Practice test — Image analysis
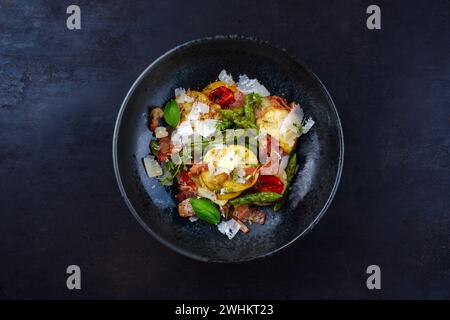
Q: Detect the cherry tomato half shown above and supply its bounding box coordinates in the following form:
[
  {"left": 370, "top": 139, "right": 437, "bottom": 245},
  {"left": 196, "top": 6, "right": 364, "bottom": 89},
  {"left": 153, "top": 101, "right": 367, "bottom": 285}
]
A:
[
  {"left": 208, "top": 86, "right": 235, "bottom": 107},
  {"left": 253, "top": 175, "right": 284, "bottom": 194}
]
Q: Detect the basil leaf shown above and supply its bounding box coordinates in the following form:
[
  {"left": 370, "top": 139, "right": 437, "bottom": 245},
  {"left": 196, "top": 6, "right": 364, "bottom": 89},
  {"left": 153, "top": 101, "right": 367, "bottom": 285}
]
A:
[
  {"left": 189, "top": 198, "right": 220, "bottom": 224},
  {"left": 163, "top": 99, "right": 180, "bottom": 127}
]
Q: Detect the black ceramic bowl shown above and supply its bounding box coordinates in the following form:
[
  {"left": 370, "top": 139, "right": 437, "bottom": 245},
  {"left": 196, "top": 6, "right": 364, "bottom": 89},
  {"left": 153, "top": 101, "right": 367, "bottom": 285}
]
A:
[{"left": 113, "top": 36, "right": 343, "bottom": 262}]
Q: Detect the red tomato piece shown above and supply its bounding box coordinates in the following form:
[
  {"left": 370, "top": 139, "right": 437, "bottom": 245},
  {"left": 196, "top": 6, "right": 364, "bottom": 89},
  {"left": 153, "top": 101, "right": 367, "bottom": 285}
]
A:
[
  {"left": 208, "top": 86, "right": 235, "bottom": 107},
  {"left": 177, "top": 171, "right": 196, "bottom": 190},
  {"left": 253, "top": 175, "right": 284, "bottom": 194}
]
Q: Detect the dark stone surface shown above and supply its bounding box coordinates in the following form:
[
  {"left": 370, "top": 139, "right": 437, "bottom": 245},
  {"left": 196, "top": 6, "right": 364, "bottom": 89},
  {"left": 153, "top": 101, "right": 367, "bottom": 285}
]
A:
[{"left": 0, "top": 0, "right": 448, "bottom": 299}]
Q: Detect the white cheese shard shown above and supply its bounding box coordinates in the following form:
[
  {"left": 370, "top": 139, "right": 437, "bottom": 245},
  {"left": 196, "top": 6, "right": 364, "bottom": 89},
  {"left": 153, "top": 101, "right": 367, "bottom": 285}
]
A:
[
  {"left": 194, "top": 119, "right": 218, "bottom": 138},
  {"left": 176, "top": 120, "right": 194, "bottom": 138},
  {"left": 170, "top": 143, "right": 183, "bottom": 155},
  {"left": 278, "top": 155, "right": 290, "bottom": 174},
  {"left": 171, "top": 121, "right": 194, "bottom": 149},
  {"left": 187, "top": 109, "right": 200, "bottom": 121},
  {"left": 197, "top": 187, "right": 217, "bottom": 201},
  {"left": 189, "top": 216, "right": 199, "bottom": 222},
  {"left": 154, "top": 126, "right": 168, "bottom": 138},
  {"left": 187, "top": 101, "right": 209, "bottom": 121},
  {"left": 217, "top": 219, "right": 241, "bottom": 239},
  {"left": 237, "top": 74, "right": 270, "bottom": 96},
  {"left": 302, "top": 117, "right": 315, "bottom": 134},
  {"left": 218, "top": 69, "right": 235, "bottom": 85},
  {"left": 171, "top": 133, "right": 183, "bottom": 146},
  {"left": 175, "top": 88, "right": 194, "bottom": 103},
  {"left": 280, "top": 104, "right": 304, "bottom": 135},
  {"left": 177, "top": 120, "right": 194, "bottom": 135},
  {"left": 143, "top": 156, "right": 163, "bottom": 177}
]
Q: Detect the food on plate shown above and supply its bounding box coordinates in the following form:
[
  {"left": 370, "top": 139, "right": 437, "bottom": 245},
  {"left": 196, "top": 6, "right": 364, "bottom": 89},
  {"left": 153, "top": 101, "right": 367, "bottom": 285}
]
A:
[{"left": 143, "top": 70, "right": 314, "bottom": 239}]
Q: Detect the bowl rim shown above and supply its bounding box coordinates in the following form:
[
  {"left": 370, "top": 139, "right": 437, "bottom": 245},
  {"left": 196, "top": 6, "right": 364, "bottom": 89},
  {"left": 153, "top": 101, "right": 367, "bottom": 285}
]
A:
[{"left": 112, "top": 35, "right": 344, "bottom": 263}]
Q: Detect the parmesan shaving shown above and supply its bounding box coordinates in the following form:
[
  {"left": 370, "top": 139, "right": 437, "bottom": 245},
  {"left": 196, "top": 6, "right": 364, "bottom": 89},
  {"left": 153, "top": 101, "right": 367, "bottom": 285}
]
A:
[
  {"left": 143, "top": 156, "right": 163, "bottom": 177},
  {"left": 237, "top": 74, "right": 270, "bottom": 96},
  {"left": 187, "top": 101, "right": 209, "bottom": 121},
  {"left": 302, "top": 117, "right": 315, "bottom": 134},
  {"left": 194, "top": 119, "right": 218, "bottom": 138},
  {"left": 218, "top": 69, "right": 235, "bottom": 85},
  {"left": 189, "top": 216, "right": 199, "bottom": 222},
  {"left": 175, "top": 88, "right": 194, "bottom": 103},
  {"left": 197, "top": 187, "right": 217, "bottom": 201},
  {"left": 154, "top": 126, "right": 168, "bottom": 138},
  {"left": 217, "top": 219, "right": 241, "bottom": 239}
]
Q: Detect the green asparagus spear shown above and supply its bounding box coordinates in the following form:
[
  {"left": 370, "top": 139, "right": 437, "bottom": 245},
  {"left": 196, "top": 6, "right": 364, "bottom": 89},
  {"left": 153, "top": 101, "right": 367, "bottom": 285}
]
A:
[
  {"left": 233, "top": 93, "right": 261, "bottom": 129},
  {"left": 230, "top": 192, "right": 282, "bottom": 206},
  {"left": 273, "top": 154, "right": 298, "bottom": 211},
  {"left": 285, "top": 153, "right": 298, "bottom": 179},
  {"left": 244, "top": 93, "right": 261, "bottom": 125},
  {"left": 218, "top": 93, "right": 261, "bottom": 130}
]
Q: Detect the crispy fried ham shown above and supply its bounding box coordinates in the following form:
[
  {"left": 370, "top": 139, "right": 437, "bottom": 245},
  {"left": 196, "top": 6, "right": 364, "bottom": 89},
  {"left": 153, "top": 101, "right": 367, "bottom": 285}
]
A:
[
  {"left": 156, "top": 136, "right": 172, "bottom": 162},
  {"left": 269, "top": 96, "right": 291, "bottom": 110},
  {"left": 232, "top": 218, "right": 249, "bottom": 233},
  {"left": 175, "top": 172, "right": 197, "bottom": 202},
  {"left": 178, "top": 198, "right": 195, "bottom": 217},
  {"left": 232, "top": 205, "right": 266, "bottom": 225},
  {"left": 258, "top": 134, "right": 281, "bottom": 175},
  {"left": 149, "top": 107, "right": 164, "bottom": 131},
  {"left": 229, "top": 91, "right": 246, "bottom": 108}
]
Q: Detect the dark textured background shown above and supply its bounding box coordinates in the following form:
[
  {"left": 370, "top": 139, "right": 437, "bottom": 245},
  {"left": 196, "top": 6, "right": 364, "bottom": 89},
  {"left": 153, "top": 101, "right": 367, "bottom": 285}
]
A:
[{"left": 0, "top": 0, "right": 449, "bottom": 299}]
